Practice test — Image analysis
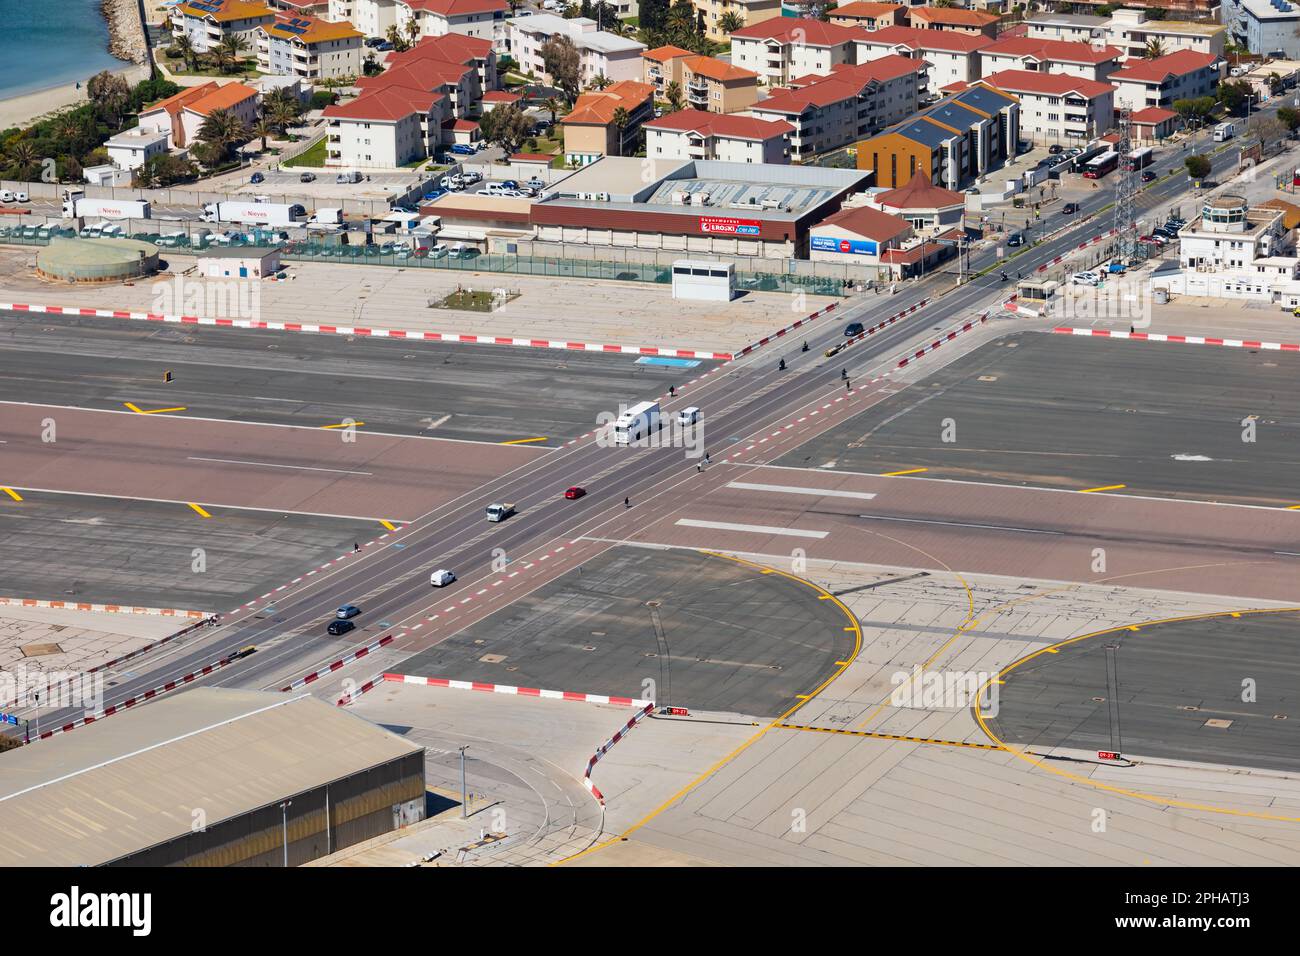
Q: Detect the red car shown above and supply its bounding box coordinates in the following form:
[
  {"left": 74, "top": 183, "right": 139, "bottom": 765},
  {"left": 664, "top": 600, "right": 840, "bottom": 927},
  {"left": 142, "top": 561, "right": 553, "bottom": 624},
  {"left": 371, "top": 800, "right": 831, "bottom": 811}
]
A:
[{"left": 564, "top": 486, "right": 586, "bottom": 499}]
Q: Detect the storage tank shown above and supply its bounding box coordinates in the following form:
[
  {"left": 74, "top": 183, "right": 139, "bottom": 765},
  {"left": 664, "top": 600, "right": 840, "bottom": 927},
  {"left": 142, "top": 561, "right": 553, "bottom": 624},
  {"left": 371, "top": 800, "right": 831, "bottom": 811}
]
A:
[{"left": 36, "top": 237, "right": 159, "bottom": 283}]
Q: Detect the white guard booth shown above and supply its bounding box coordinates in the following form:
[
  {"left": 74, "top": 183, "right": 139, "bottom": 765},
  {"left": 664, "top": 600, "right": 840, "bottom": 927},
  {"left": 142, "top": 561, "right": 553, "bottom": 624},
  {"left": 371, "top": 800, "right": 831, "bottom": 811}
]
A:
[{"left": 672, "top": 259, "right": 735, "bottom": 302}]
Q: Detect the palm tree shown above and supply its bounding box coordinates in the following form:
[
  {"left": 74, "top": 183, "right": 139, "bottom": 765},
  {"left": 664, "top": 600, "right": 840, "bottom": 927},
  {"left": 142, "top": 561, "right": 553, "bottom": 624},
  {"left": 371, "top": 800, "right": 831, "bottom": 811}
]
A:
[
  {"left": 263, "top": 88, "right": 302, "bottom": 134},
  {"left": 5, "top": 139, "right": 40, "bottom": 179},
  {"left": 197, "top": 107, "right": 252, "bottom": 159},
  {"left": 405, "top": 15, "right": 421, "bottom": 44},
  {"left": 174, "top": 33, "right": 198, "bottom": 72},
  {"left": 542, "top": 95, "right": 563, "bottom": 124},
  {"left": 665, "top": 80, "right": 684, "bottom": 112},
  {"left": 590, "top": 73, "right": 612, "bottom": 90},
  {"left": 718, "top": 11, "right": 744, "bottom": 34},
  {"left": 611, "top": 105, "right": 629, "bottom": 154},
  {"left": 1144, "top": 38, "right": 1166, "bottom": 59},
  {"left": 214, "top": 34, "right": 250, "bottom": 74},
  {"left": 253, "top": 117, "right": 274, "bottom": 152}
]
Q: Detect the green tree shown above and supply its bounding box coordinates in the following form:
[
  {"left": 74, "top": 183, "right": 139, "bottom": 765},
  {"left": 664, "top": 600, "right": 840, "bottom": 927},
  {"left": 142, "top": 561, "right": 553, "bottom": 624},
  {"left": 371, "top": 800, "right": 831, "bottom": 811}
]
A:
[
  {"left": 1143, "top": 37, "right": 1166, "bottom": 59},
  {"left": 133, "top": 153, "right": 197, "bottom": 187},
  {"left": 540, "top": 33, "right": 582, "bottom": 103},
  {"left": 213, "top": 34, "right": 250, "bottom": 74},
  {"left": 718, "top": 11, "right": 744, "bottom": 34},
  {"left": 263, "top": 87, "right": 302, "bottom": 134},
  {"left": 589, "top": 73, "right": 611, "bottom": 90},
  {"left": 542, "top": 95, "right": 563, "bottom": 124},
  {"left": 611, "top": 105, "right": 630, "bottom": 154},
  {"left": 1184, "top": 153, "right": 1211, "bottom": 180},
  {"left": 479, "top": 102, "right": 534, "bottom": 155},
  {"left": 1217, "top": 79, "right": 1253, "bottom": 116},
  {"left": 665, "top": 80, "right": 684, "bottom": 112},
  {"left": 174, "top": 33, "right": 199, "bottom": 72},
  {"left": 1277, "top": 106, "right": 1300, "bottom": 136},
  {"left": 197, "top": 107, "right": 252, "bottom": 161},
  {"left": 386, "top": 23, "right": 412, "bottom": 53},
  {"left": 86, "top": 70, "right": 130, "bottom": 126}
]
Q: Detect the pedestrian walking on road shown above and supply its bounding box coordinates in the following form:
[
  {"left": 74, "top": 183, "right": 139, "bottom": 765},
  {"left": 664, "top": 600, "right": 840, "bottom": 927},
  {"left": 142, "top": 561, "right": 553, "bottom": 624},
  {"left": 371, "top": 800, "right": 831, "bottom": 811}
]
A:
[
  {"left": 697, "top": 461, "right": 703, "bottom": 473},
  {"left": 845, "top": 379, "right": 851, "bottom": 391},
  {"left": 354, "top": 542, "right": 360, "bottom": 553},
  {"left": 624, "top": 497, "right": 630, "bottom": 508},
  {"left": 669, "top": 385, "right": 676, "bottom": 397}
]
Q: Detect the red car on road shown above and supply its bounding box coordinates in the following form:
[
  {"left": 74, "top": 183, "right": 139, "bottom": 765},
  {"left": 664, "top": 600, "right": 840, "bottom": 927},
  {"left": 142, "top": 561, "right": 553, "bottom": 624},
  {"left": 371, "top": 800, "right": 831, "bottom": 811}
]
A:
[{"left": 564, "top": 486, "right": 586, "bottom": 499}]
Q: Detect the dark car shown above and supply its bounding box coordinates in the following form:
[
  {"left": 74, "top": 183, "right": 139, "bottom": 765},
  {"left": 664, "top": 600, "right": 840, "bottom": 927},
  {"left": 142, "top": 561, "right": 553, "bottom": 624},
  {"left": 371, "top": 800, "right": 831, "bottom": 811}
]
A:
[
  {"left": 564, "top": 486, "right": 586, "bottom": 499},
  {"left": 299, "top": 171, "right": 316, "bottom": 183},
  {"left": 844, "top": 321, "right": 864, "bottom": 337},
  {"left": 250, "top": 171, "right": 264, "bottom": 184},
  {"left": 1141, "top": 170, "right": 1156, "bottom": 182},
  {"left": 336, "top": 604, "right": 361, "bottom": 619},
  {"left": 327, "top": 619, "right": 355, "bottom": 636},
  {"left": 1063, "top": 202, "right": 1079, "bottom": 214},
  {"left": 1007, "top": 233, "right": 1023, "bottom": 247},
  {"left": 1048, "top": 144, "right": 1063, "bottom": 154}
]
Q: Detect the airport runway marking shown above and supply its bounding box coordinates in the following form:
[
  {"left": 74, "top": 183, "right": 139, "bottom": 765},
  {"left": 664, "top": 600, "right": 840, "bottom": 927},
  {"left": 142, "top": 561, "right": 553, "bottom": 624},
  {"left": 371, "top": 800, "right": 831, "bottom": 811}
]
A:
[
  {"left": 380, "top": 519, "right": 397, "bottom": 531},
  {"left": 187, "top": 502, "right": 212, "bottom": 518},
  {"left": 501, "top": 436, "right": 549, "bottom": 445},
  {"left": 321, "top": 421, "right": 365, "bottom": 429},
  {"left": 778, "top": 723, "right": 1004, "bottom": 751},
  {"left": 1079, "top": 484, "right": 1127, "bottom": 493},
  {"left": 881, "top": 467, "right": 928, "bottom": 477},
  {"left": 556, "top": 551, "right": 862, "bottom": 866},
  {"left": 186, "top": 457, "right": 374, "bottom": 476},
  {"left": 675, "top": 518, "right": 828, "bottom": 539},
  {"left": 974, "top": 607, "right": 1300, "bottom": 824},
  {"left": 1, "top": 487, "right": 21, "bottom": 502},
  {"left": 123, "top": 402, "right": 187, "bottom": 415},
  {"left": 725, "top": 481, "right": 877, "bottom": 501}
]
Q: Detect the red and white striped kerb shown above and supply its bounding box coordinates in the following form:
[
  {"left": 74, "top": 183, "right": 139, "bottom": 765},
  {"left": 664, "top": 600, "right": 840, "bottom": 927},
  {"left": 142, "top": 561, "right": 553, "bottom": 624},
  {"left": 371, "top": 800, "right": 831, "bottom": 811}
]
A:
[
  {"left": 378, "top": 673, "right": 651, "bottom": 707},
  {"left": 280, "top": 634, "right": 395, "bottom": 692},
  {"left": 1053, "top": 327, "right": 1300, "bottom": 352},
  {"left": 583, "top": 703, "right": 656, "bottom": 805},
  {"left": 0, "top": 595, "right": 209, "bottom": 619},
  {"left": 895, "top": 312, "right": 989, "bottom": 368},
  {"left": 733, "top": 302, "right": 839, "bottom": 358},
  {"left": 0, "top": 302, "right": 730, "bottom": 360}
]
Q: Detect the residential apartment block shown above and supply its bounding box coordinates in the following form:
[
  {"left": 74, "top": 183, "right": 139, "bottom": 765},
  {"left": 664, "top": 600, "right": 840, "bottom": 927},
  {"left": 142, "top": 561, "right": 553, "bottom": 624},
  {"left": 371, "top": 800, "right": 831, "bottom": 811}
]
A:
[
  {"left": 855, "top": 83, "right": 1020, "bottom": 189},
  {"left": 138, "top": 81, "right": 261, "bottom": 149},
  {"left": 980, "top": 69, "right": 1115, "bottom": 145},
  {"left": 171, "top": 0, "right": 276, "bottom": 53},
  {"left": 690, "top": 0, "right": 784, "bottom": 43},
  {"left": 829, "top": 1, "right": 906, "bottom": 30},
  {"left": 644, "top": 110, "right": 792, "bottom": 163},
  {"left": 1236, "top": 0, "right": 1300, "bottom": 60},
  {"left": 748, "top": 55, "right": 923, "bottom": 161},
  {"left": 326, "top": 0, "right": 398, "bottom": 37},
  {"left": 853, "top": 26, "right": 991, "bottom": 94},
  {"left": 560, "top": 80, "right": 656, "bottom": 166},
  {"left": 1105, "top": 8, "right": 1226, "bottom": 59},
  {"left": 730, "top": 19, "right": 866, "bottom": 88},
  {"left": 394, "top": 0, "right": 507, "bottom": 41},
  {"left": 499, "top": 14, "right": 646, "bottom": 86},
  {"left": 256, "top": 13, "right": 365, "bottom": 79},
  {"left": 1106, "top": 48, "right": 1221, "bottom": 111},
  {"left": 905, "top": 6, "right": 1001, "bottom": 38},
  {"left": 643, "top": 48, "right": 761, "bottom": 113},
  {"left": 977, "top": 37, "right": 1123, "bottom": 81}
]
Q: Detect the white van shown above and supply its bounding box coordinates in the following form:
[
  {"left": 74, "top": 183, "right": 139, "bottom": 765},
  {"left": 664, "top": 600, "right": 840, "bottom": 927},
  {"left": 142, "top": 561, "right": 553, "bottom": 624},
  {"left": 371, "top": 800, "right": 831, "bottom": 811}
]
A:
[
  {"left": 477, "top": 182, "right": 513, "bottom": 196},
  {"left": 677, "top": 407, "right": 701, "bottom": 427},
  {"left": 1213, "top": 122, "right": 1235, "bottom": 142},
  {"left": 335, "top": 170, "right": 363, "bottom": 184},
  {"left": 430, "top": 569, "right": 457, "bottom": 587},
  {"left": 1071, "top": 271, "right": 1101, "bottom": 286}
]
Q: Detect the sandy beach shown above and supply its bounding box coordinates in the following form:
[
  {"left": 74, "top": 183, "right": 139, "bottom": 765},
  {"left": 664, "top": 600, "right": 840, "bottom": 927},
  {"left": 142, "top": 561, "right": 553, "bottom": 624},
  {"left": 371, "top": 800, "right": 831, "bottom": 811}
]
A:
[{"left": 0, "top": 64, "right": 149, "bottom": 132}]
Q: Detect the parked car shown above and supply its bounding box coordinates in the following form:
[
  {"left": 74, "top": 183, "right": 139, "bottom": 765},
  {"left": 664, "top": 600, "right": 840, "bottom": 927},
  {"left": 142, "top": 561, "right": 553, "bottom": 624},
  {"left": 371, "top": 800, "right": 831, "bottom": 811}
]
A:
[
  {"left": 1071, "top": 271, "right": 1101, "bottom": 286},
  {"left": 299, "top": 171, "right": 316, "bottom": 183},
  {"left": 1048, "top": 144, "right": 1063, "bottom": 154},
  {"left": 427, "top": 242, "right": 449, "bottom": 258},
  {"left": 524, "top": 177, "right": 546, "bottom": 190},
  {"left": 450, "top": 143, "right": 477, "bottom": 155},
  {"left": 326, "top": 619, "right": 355, "bottom": 636},
  {"left": 564, "top": 486, "right": 586, "bottom": 500},
  {"left": 430, "top": 569, "right": 457, "bottom": 587},
  {"left": 391, "top": 204, "right": 417, "bottom": 215},
  {"left": 336, "top": 604, "right": 361, "bottom": 619},
  {"left": 12, "top": 190, "right": 28, "bottom": 202},
  {"left": 250, "top": 171, "right": 264, "bottom": 184},
  {"left": 423, "top": 188, "right": 446, "bottom": 201}
]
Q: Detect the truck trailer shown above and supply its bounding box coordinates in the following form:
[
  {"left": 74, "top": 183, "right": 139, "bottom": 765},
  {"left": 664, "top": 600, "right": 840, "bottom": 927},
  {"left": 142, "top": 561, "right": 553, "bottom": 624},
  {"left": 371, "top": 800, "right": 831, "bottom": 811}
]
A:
[
  {"left": 613, "top": 401, "right": 661, "bottom": 444},
  {"left": 61, "top": 189, "right": 150, "bottom": 220},
  {"left": 201, "top": 201, "right": 308, "bottom": 225}
]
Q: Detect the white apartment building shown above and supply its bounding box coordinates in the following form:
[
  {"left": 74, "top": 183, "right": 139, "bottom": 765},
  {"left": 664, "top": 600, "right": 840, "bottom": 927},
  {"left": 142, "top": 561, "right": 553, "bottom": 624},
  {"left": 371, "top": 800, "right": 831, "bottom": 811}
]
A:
[
  {"left": 982, "top": 70, "right": 1114, "bottom": 145},
  {"left": 1023, "top": 12, "right": 1107, "bottom": 44},
  {"left": 327, "top": 0, "right": 398, "bottom": 37},
  {"left": 257, "top": 13, "right": 365, "bottom": 79},
  {"left": 1106, "top": 9, "right": 1226, "bottom": 60},
  {"left": 748, "top": 55, "right": 923, "bottom": 161},
  {"left": 171, "top": 0, "right": 276, "bottom": 53},
  {"left": 852, "top": 25, "right": 990, "bottom": 94},
  {"left": 730, "top": 18, "right": 865, "bottom": 88},
  {"left": 105, "top": 126, "right": 171, "bottom": 171},
  {"left": 1107, "top": 49, "right": 1222, "bottom": 111},
  {"left": 394, "top": 0, "right": 507, "bottom": 42},
  {"left": 644, "top": 110, "right": 792, "bottom": 163},
  {"left": 499, "top": 14, "right": 646, "bottom": 86},
  {"left": 1154, "top": 195, "right": 1300, "bottom": 301},
  {"left": 978, "top": 37, "right": 1123, "bottom": 82}
]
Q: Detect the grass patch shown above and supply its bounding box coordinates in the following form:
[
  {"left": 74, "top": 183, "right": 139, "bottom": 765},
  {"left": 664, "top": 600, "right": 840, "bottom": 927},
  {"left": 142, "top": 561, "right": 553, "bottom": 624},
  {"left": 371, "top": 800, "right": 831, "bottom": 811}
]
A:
[
  {"left": 430, "top": 287, "right": 519, "bottom": 311},
  {"left": 284, "top": 138, "right": 327, "bottom": 168}
]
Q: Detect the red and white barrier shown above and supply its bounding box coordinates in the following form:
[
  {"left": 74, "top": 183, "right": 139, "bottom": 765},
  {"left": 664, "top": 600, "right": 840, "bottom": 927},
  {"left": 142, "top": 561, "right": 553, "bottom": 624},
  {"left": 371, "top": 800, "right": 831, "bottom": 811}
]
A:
[
  {"left": 895, "top": 312, "right": 989, "bottom": 368},
  {"left": 0, "top": 301, "right": 730, "bottom": 360},
  {"left": 1034, "top": 229, "right": 1118, "bottom": 273},
  {"left": 0, "top": 595, "right": 210, "bottom": 619},
  {"left": 279, "top": 634, "right": 395, "bottom": 692},
  {"left": 583, "top": 703, "right": 656, "bottom": 805},
  {"left": 88, "top": 616, "right": 216, "bottom": 675},
  {"left": 1053, "top": 327, "right": 1300, "bottom": 351},
  {"left": 733, "top": 302, "right": 839, "bottom": 358},
  {"left": 377, "top": 672, "right": 651, "bottom": 707}
]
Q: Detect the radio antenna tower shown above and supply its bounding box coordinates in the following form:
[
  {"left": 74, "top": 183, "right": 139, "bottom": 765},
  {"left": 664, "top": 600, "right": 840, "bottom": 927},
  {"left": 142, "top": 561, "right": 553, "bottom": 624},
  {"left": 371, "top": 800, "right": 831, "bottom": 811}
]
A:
[{"left": 1113, "top": 107, "right": 1138, "bottom": 263}]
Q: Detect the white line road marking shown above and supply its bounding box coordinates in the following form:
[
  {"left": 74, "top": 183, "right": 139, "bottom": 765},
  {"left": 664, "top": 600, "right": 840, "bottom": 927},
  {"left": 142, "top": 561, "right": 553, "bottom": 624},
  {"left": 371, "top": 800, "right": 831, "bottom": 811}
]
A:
[
  {"left": 856, "top": 514, "right": 1064, "bottom": 535},
  {"left": 675, "top": 519, "right": 828, "bottom": 539},
  {"left": 726, "top": 481, "right": 877, "bottom": 501},
  {"left": 187, "top": 456, "right": 374, "bottom": 476}
]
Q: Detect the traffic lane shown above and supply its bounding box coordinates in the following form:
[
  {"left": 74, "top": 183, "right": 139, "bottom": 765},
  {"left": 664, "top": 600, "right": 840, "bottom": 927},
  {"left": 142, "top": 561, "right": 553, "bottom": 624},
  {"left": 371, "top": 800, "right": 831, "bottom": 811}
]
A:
[
  {"left": 0, "top": 403, "right": 543, "bottom": 521},
  {"left": 624, "top": 470, "right": 1300, "bottom": 602},
  {"left": 27, "top": 311, "right": 940, "bottom": 728},
  {"left": 0, "top": 311, "right": 720, "bottom": 444}
]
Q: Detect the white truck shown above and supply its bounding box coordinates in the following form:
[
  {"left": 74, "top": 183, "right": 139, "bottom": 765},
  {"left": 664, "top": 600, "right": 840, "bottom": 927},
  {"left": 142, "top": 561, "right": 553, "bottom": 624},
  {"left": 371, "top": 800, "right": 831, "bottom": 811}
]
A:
[
  {"left": 613, "top": 401, "right": 661, "bottom": 444},
  {"left": 485, "top": 503, "right": 516, "bottom": 523},
  {"left": 201, "top": 201, "right": 307, "bottom": 225},
  {"left": 1213, "top": 122, "right": 1235, "bottom": 142},
  {"left": 61, "top": 189, "right": 150, "bottom": 219}
]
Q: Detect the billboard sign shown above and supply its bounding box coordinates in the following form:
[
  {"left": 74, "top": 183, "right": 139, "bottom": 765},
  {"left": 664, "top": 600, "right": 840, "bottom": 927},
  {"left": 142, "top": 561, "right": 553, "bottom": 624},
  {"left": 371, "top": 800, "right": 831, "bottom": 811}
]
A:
[
  {"left": 699, "top": 216, "right": 761, "bottom": 236},
  {"left": 811, "top": 234, "right": 878, "bottom": 256}
]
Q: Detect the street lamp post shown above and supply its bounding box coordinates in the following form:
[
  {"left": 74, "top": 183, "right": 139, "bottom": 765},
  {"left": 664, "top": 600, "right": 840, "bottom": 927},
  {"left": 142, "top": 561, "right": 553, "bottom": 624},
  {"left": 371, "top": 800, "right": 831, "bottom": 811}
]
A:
[
  {"left": 458, "top": 746, "right": 470, "bottom": 818},
  {"left": 279, "top": 799, "right": 292, "bottom": 867}
]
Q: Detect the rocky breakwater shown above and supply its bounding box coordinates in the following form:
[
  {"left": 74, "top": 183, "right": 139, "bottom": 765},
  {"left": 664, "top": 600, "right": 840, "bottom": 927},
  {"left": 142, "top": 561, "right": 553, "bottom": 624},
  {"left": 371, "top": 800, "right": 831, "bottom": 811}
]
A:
[{"left": 103, "top": 0, "right": 149, "bottom": 66}]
